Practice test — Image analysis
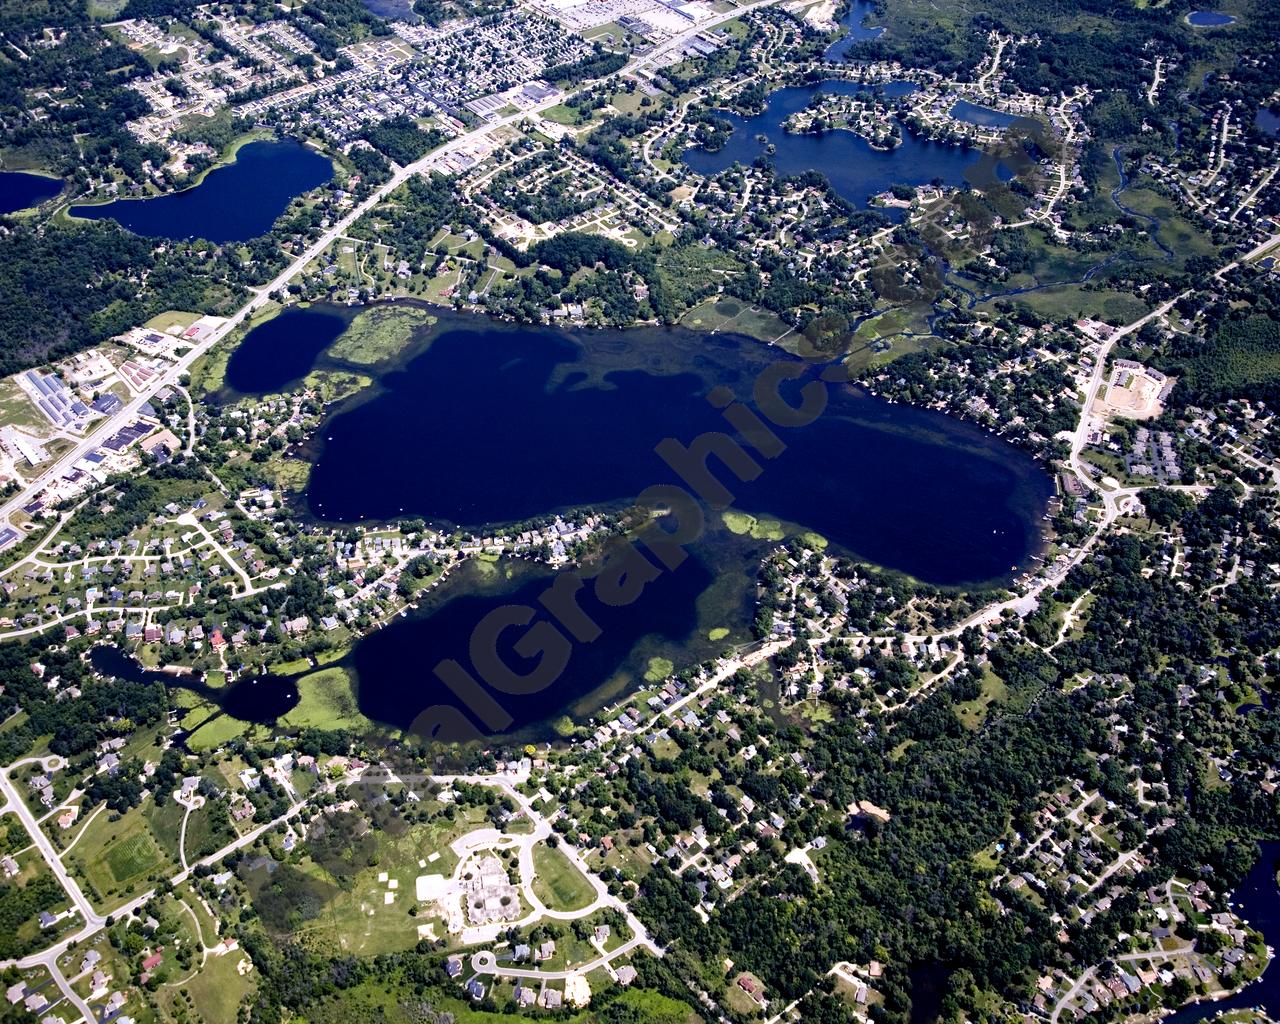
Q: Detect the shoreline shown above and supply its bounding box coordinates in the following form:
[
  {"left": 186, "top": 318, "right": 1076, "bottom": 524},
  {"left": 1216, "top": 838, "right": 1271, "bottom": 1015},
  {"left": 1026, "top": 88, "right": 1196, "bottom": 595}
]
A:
[{"left": 61, "top": 133, "right": 331, "bottom": 219}]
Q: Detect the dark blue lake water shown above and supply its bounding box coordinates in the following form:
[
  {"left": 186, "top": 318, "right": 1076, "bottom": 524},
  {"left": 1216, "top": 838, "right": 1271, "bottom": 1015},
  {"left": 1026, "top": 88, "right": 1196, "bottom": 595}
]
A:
[
  {"left": 1165, "top": 841, "right": 1280, "bottom": 1024},
  {"left": 825, "top": 0, "right": 885, "bottom": 61},
  {"left": 949, "top": 99, "right": 1019, "bottom": 129},
  {"left": 224, "top": 306, "right": 350, "bottom": 394},
  {"left": 1256, "top": 107, "right": 1280, "bottom": 138},
  {"left": 681, "top": 81, "right": 987, "bottom": 210},
  {"left": 225, "top": 304, "right": 1052, "bottom": 737},
  {"left": 351, "top": 550, "right": 730, "bottom": 739},
  {"left": 289, "top": 307, "right": 1051, "bottom": 587},
  {"left": 71, "top": 140, "right": 333, "bottom": 242},
  {"left": 89, "top": 645, "right": 300, "bottom": 723},
  {"left": 1187, "top": 10, "right": 1236, "bottom": 25},
  {"left": 0, "top": 171, "right": 61, "bottom": 214}
]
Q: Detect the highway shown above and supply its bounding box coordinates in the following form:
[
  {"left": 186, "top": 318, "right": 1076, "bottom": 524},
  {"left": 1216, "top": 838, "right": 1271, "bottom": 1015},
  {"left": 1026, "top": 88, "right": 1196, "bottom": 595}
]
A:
[
  {"left": 0, "top": 17, "right": 784, "bottom": 1016},
  {"left": 1070, "top": 228, "right": 1280, "bottom": 513},
  {"left": 0, "top": 0, "right": 779, "bottom": 539}
]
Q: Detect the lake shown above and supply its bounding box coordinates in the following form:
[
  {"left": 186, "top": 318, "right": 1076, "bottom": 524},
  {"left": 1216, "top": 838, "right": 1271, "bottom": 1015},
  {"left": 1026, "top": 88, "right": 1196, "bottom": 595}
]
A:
[
  {"left": 223, "top": 305, "right": 352, "bottom": 394},
  {"left": 70, "top": 139, "right": 333, "bottom": 242},
  {"left": 294, "top": 307, "right": 1052, "bottom": 587},
  {"left": 89, "top": 644, "right": 300, "bottom": 723},
  {"left": 1186, "top": 10, "right": 1237, "bottom": 25},
  {"left": 349, "top": 549, "right": 739, "bottom": 740},
  {"left": 681, "top": 80, "right": 987, "bottom": 210},
  {"left": 949, "top": 99, "right": 1020, "bottom": 129},
  {"left": 225, "top": 303, "right": 1053, "bottom": 738},
  {"left": 1257, "top": 106, "right": 1280, "bottom": 138},
  {"left": 1165, "top": 841, "right": 1280, "bottom": 1024},
  {"left": 825, "top": 0, "right": 885, "bottom": 61},
  {"left": 0, "top": 171, "right": 61, "bottom": 214}
]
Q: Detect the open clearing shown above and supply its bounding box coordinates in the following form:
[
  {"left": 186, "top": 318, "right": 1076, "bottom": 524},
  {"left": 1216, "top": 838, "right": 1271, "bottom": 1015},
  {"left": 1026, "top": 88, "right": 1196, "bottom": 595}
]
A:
[{"left": 531, "top": 842, "right": 596, "bottom": 912}]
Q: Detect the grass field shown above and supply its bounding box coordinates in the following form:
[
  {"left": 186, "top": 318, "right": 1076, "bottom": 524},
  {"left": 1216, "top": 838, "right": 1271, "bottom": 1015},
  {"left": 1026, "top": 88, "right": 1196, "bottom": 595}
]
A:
[
  {"left": 144, "top": 308, "right": 204, "bottom": 335},
  {"left": 269, "top": 657, "right": 313, "bottom": 676},
  {"left": 854, "top": 307, "right": 914, "bottom": 342},
  {"left": 259, "top": 970, "right": 695, "bottom": 1024},
  {"left": 67, "top": 804, "right": 177, "bottom": 908},
  {"left": 182, "top": 704, "right": 254, "bottom": 752},
  {"left": 153, "top": 940, "right": 254, "bottom": 1024},
  {"left": 583, "top": 20, "right": 630, "bottom": 40},
  {"left": 954, "top": 668, "right": 1007, "bottom": 730},
  {"left": 542, "top": 103, "right": 593, "bottom": 127},
  {"left": 294, "top": 810, "right": 487, "bottom": 956},
  {"left": 87, "top": 0, "right": 129, "bottom": 19},
  {"left": 609, "top": 89, "right": 653, "bottom": 115},
  {"left": 980, "top": 285, "right": 1150, "bottom": 324},
  {"left": 531, "top": 842, "right": 596, "bottom": 912},
  {"left": 104, "top": 832, "right": 162, "bottom": 884},
  {"left": 680, "top": 297, "right": 790, "bottom": 343},
  {"left": 0, "top": 378, "right": 51, "bottom": 436},
  {"left": 143, "top": 797, "right": 186, "bottom": 864}
]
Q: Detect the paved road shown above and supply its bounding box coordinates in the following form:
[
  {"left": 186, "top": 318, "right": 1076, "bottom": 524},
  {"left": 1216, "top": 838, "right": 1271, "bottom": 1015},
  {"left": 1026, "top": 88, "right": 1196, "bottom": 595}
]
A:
[
  {"left": 1069, "top": 228, "right": 1280, "bottom": 511},
  {"left": 470, "top": 934, "right": 651, "bottom": 982},
  {"left": 843, "top": 231, "right": 1280, "bottom": 652},
  {"left": 0, "top": 758, "right": 100, "bottom": 929},
  {"left": 1068, "top": 291, "right": 1190, "bottom": 503},
  {"left": 426, "top": 772, "right": 661, "bottom": 955},
  {"left": 3, "top": 778, "right": 329, "bottom": 973},
  {"left": 0, "top": 0, "right": 779, "bottom": 540}
]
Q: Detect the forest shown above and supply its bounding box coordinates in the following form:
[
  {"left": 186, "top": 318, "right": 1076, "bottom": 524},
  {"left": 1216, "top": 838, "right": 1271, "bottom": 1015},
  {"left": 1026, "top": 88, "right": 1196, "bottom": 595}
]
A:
[
  {"left": 1164, "top": 314, "right": 1280, "bottom": 404},
  {"left": 0, "top": 223, "right": 244, "bottom": 375},
  {"left": 360, "top": 117, "right": 447, "bottom": 166},
  {"left": 0, "top": 873, "right": 67, "bottom": 960},
  {"left": 0, "top": 2, "right": 163, "bottom": 185}
]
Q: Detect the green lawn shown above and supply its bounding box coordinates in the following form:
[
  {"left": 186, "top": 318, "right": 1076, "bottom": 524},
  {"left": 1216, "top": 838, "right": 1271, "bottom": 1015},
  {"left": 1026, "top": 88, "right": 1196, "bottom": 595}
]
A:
[
  {"left": 104, "top": 831, "right": 163, "bottom": 885},
  {"left": 531, "top": 842, "right": 596, "bottom": 912},
  {"left": 154, "top": 939, "right": 254, "bottom": 1024},
  {"left": 954, "top": 668, "right": 1008, "bottom": 730},
  {"left": 542, "top": 103, "right": 592, "bottom": 126},
  {"left": 679, "top": 297, "right": 790, "bottom": 343}
]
